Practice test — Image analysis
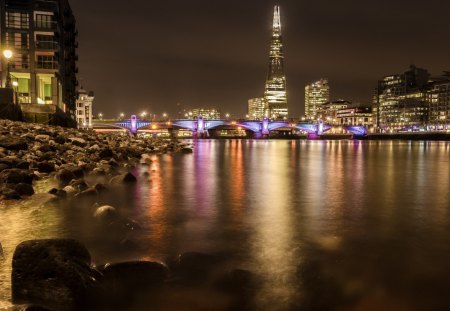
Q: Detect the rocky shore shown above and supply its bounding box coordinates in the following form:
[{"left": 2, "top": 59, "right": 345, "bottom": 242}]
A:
[
  {"left": 6, "top": 239, "right": 256, "bottom": 311},
  {"left": 0, "top": 119, "right": 192, "bottom": 201}
]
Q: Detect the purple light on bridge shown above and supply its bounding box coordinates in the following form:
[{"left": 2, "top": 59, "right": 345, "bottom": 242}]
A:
[
  {"left": 262, "top": 117, "right": 269, "bottom": 135},
  {"left": 130, "top": 115, "right": 137, "bottom": 133},
  {"left": 197, "top": 116, "right": 205, "bottom": 134}
]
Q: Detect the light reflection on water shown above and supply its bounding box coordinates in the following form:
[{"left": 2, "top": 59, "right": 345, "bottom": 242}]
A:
[{"left": 1, "top": 140, "right": 450, "bottom": 310}]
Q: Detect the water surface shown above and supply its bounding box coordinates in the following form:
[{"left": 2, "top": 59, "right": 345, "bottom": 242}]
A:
[{"left": 1, "top": 140, "right": 450, "bottom": 310}]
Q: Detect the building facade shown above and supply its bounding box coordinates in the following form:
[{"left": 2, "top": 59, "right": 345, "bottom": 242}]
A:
[
  {"left": 305, "top": 79, "right": 330, "bottom": 120},
  {"left": 319, "top": 99, "right": 350, "bottom": 124},
  {"left": 427, "top": 74, "right": 450, "bottom": 130},
  {"left": 76, "top": 88, "right": 93, "bottom": 129},
  {"left": 248, "top": 97, "right": 268, "bottom": 120},
  {"left": 0, "top": 0, "right": 78, "bottom": 125},
  {"left": 336, "top": 107, "right": 373, "bottom": 126},
  {"left": 191, "top": 108, "right": 221, "bottom": 120},
  {"left": 374, "top": 65, "right": 429, "bottom": 131},
  {"left": 264, "top": 6, "right": 288, "bottom": 119}
]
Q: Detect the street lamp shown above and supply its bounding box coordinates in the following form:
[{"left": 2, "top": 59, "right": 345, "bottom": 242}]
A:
[
  {"left": 162, "top": 113, "right": 167, "bottom": 119},
  {"left": 98, "top": 113, "right": 103, "bottom": 120},
  {"left": 3, "top": 49, "right": 13, "bottom": 88},
  {"left": 225, "top": 113, "right": 230, "bottom": 119},
  {"left": 12, "top": 81, "right": 19, "bottom": 103},
  {"left": 119, "top": 113, "right": 125, "bottom": 120},
  {"left": 140, "top": 111, "right": 147, "bottom": 119}
]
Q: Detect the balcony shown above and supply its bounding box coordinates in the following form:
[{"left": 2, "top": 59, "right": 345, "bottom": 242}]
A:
[{"left": 36, "top": 41, "right": 58, "bottom": 50}]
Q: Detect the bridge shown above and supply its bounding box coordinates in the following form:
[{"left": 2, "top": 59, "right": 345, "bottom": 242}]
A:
[{"left": 92, "top": 115, "right": 368, "bottom": 139}]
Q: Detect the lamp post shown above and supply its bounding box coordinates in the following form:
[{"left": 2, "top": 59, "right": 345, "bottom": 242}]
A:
[{"left": 3, "top": 49, "right": 13, "bottom": 88}]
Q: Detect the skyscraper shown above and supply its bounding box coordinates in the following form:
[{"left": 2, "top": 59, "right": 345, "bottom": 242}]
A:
[
  {"left": 248, "top": 97, "right": 268, "bottom": 120},
  {"left": 305, "top": 79, "right": 330, "bottom": 120},
  {"left": 264, "top": 5, "right": 287, "bottom": 119}
]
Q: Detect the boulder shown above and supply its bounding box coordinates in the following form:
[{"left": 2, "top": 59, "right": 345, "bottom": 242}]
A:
[
  {"left": 74, "top": 187, "right": 98, "bottom": 200},
  {"left": 98, "top": 261, "right": 168, "bottom": 304},
  {"left": 93, "top": 205, "right": 117, "bottom": 220},
  {"left": 54, "top": 135, "right": 66, "bottom": 145},
  {"left": 69, "top": 138, "right": 86, "bottom": 147},
  {"left": 35, "top": 135, "right": 50, "bottom": 142},
  {"left": 0, "top": 137, "right": 28, "bottom": 151},
  {"left": 0, "top": 169, "right": 33, "bottom": 184},
  {"left": 181, "top": 147, "right": 193, "bottom": 154},
  {"left": 0, "top": 187, "right": 22, "bottom": 200},
  {"left": 56, "top": 169, "right": 76, "bottom": 186},
  {"left": 14, "top": 183, "right": 35, "bottom": 196},
  {"left": 12, "top": 239, "right": 98, "bottom": 310},
  {"left": 99, "top": 148, "right": 114, "bottom": 159},
  {"left": 109, "top": 172, "right": 137, "bottom": 185},
  {"left": 37, "top": 162, "right": 55, "bottom": 174}
]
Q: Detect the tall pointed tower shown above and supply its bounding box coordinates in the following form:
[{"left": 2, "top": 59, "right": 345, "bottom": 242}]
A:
[{"left": 264, "top": 5, "right": 288, "bottom": 119}]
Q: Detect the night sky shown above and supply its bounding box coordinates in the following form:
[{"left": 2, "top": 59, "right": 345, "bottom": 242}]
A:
[{"left": 70, "top": 0, "right": 450, "bottom": 119}]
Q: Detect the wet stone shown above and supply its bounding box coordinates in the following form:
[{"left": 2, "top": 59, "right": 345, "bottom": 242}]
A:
[
  {"left": 12, "top": 239, "right": 98, "bottom": 310},
  {"left": 14, "top": 183, "right": 35, "bottom": 196}
]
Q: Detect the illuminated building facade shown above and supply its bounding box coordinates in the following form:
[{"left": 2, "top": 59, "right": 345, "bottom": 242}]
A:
[
  {"left": 305, "top": 79, "right": 330, "bottom": 120},
  {"left": 374, "top": 65, "right": 429, "bottom": 130},
  {"left": 319, "top": 99, "right": 350, "bottom": 124},
  {"left": 426, "top": 74, "right": 450, "bottom": 130},
  {"left": 336, "top": 107, "right": 373, "bottom": 126},
  {"left": 0, "top": 0, "right": 78, "bottom": 125},
  {"left": 248, "top": 97, "right": 268, "bottom": 120},
  {"left": 76, "top": 87, "right": 94, "bottom": 129},
  {"left": 191, "top": 108, "right": 221, "bottom": 120},
  {"left": 264, "top": 5, "right": 288, "bottom": 119}
]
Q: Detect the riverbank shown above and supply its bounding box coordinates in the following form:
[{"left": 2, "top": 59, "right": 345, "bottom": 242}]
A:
[{"left": 0, "top": 119, "right": 192, "bottom": 201}]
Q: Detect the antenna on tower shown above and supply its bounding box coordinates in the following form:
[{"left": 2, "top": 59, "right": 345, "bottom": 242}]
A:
[{"left": 273, "top": 5, "right": 281, "bottom": 33}]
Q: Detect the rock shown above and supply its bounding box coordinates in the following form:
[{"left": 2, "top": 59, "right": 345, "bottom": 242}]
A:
[
  {"left": 98, "top": 261, "right": 169, "bottom": 305},
  {"left": 35, "top": 135, "right": 50, "bottom": 142},
  {"left": 56, "top": 169, "right": 76, "bottom": 186},
  {"left": 63, "top": 186, "right": 77, "bottom": 196},
  {"left": 174, "top": 252, "right": 224, "bottom": 284},
  {"left": 69, "top": 138, "right": 86, "bottom": 147},
  {"left": 22, "top": 305, "right": 52, "bottom": 311},
  {"left": 37, "top": 162, "right": 55, "bottom": 174},
  {"left": 0, "top": 187, "right": 22, "bottom": 200},
  {"left": 69, "top": 167, "right": 84, "bottom": 179},
  {"left": 94, "top": 205, "right": 117, "bottom": 220},
  {"left": 54, "top": 135, "right": 66, "bottom": 145},
  {"left": 99, "top": 148, "right": 114, "bottom": 159},
  {"left": 0, "top": 241, "right": 3, "bottom": 259},
  {"left": 93, "top": 183, "right": 109, "bottom": 193},
  {"left": 109, "top": 172, "right": 137, "bottom": 185},
  {"left": 0, "top": 169, "right": 33, "bottom": 184},
  {"left": 69, "top": 179, "right": 89, "bottom": 192},
  {"left": 0, "top": 163, "right": 9, "bottom": 172},
  {"left": 14, "top": 183, "right": 35, "bottom": 196},
  {"left": 74, "top": 187, "right": 98, "bottom": 200},
  {"left": 0, "top": 137, "right": 28, "bottom": 151},
  {"left": 181, "top": 147, "right": 193, "bottom": 154},
  {"left": 12, "top": 239, "right": 98, "bottom": 310}
]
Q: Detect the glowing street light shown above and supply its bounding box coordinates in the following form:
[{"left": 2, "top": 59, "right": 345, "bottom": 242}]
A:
[
  {"left": 140, "top": 111, "right": 147, "bottom": 119},
  {"left": 119, "top": 113, "right": 125, "bottom": 118},
  {"left": 12, "top": 81, "right": 18, "bottom": 87},
  {"left": 3, "top": 49, "right": 13, "bottom": 88},
  {"left": 98, "top": 113, "right": 103, "bottom": 120},
  {"left": 225, "top": 113, "right": 230, "bottom": 119}
]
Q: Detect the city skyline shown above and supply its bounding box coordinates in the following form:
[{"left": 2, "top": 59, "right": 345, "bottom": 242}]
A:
[{"left": 70, "top": 0, "right": 450, "bottom": 117}]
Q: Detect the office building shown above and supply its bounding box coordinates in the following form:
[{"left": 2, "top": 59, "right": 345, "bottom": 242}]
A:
[
  {"left": 374, "top": 65, "right": 429, "bottom": 130},
  {"left": 264, "top": 6, "right": 288, "bottom": 119},
  {"left": 248, "top": 97, "right": 268, "bottom": 120},
  {"left": 191, "top": 108, "right": 221, "bottom": 120},
  {"left": 426, "top": 73, "right": 450, "bottom": 130},
  {"left": 305, "top": 79, "right": 330, "bottom": 120},
  {"left": 0, "top": 0, "right": 78, "bottom": 125},
  {"left": 336, "top": 106, "right": 373, "bottom": 126}
]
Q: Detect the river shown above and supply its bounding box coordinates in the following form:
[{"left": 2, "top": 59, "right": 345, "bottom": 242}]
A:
[{"left": 1, "top": 139, "right": 450, "bottom": 310}]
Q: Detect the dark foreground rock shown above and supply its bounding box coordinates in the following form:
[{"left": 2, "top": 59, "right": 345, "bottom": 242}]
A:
[
  {"left": 12, "top": 239, "right": 100, "bottom": 310},
  {"left": 109, "top": 172, "right": 137, "bottom": 185},
  {"left": 0, "top": 241, "right": 3, "bottom": 259}
]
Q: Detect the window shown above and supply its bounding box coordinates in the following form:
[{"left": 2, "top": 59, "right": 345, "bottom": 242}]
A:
[
  {"left": 35, "top": 14, "right": 54, "bottom": 29},
  {"left": 36, "top": 34, "right": 57, "bottom": 50},
  {"left": 36, "top": 54, "right": 58, "bottom": 69},
  {"left": 6, "top": 32, "right": 29, "bottom": 50},
  {"left": 6, "top": 12, "right": 29, "bottom": 29}
]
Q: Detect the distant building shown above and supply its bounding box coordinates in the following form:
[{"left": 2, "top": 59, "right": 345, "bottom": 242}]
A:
[
  {"left": 264, "top": 6, "right": 288, "bottom": 119},
  {"left": 319, "top": 99, "right": 351, "bottom": 124},
  {"left": 0, "top": 0, "right": 78, "bottom": 125},
  {"left": 76, "top": 88, "right": 94, "bottom": 129},
  {"left": 305, "top": 79, "right": 330, "bottom": 120},
  {"left": 336, "top": 106, "right": 373, "bottom": 126},
  {"left": 374, "top": 65, "right": 429, "bottom": 131},
  {"left": 426, "top": 73, "right": 450, "bottom": 130},
  {"left": 191, "top": 108, "right": 221, "bottom": 120},
  {"left": 248, "top": 97, "right": 268, "bottom": 120}
]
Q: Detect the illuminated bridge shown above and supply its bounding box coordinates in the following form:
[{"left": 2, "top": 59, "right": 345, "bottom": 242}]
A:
[{"left": 92, "top": 115, "right": 368, "bottom": 138}]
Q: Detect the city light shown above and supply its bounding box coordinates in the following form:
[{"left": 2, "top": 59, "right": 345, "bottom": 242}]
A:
[
  {"left": 3, "top": 49, "right": 13, "bottom": 59},
  {"left": 12, "top": 81, "right": 19, "bottom": 87}
]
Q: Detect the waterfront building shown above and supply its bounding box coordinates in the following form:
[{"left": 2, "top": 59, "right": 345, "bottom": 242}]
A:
[
  {"left": 374, "top": 65, "right": 429, "bottom": 131},
  {"left": 319, "top": 99, "right": 350, "bottom": 124},
  {"left": 75, "top": 87, "right": 94, "bottom": 129},
  {"left": 264, "top": 5, "right": 288, "bottom": 119},
  {"left": 0, "top": 0, "right": 78, "bottom": 125},
  {"left": 305, "top": 78, "right": 330, "bottom": 120},
  {"left": 336, "top": 106, "right": 373, "bottom": 126},
  {"left": 248, "top": 97, "right": 268, "bottom": 120},
  {"left": 426, "top": 73, "right": 450, "bottom": 130},
  {"left": 191, "top": 108, "right": 221, "bottom": 120}
]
